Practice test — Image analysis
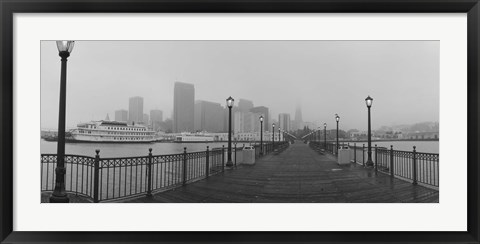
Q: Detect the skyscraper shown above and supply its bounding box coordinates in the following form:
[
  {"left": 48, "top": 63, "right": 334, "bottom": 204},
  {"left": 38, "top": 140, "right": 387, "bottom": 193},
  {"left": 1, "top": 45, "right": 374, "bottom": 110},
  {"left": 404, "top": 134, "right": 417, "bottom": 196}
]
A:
[
  {"left": 128, "top": 96, "right": 143, "bottom": 124},
  {"left": 150, "top": 109, "right": 163, "bottom": 131},
  {"left": 279, "top": 113, "right": 291, "bottom": 132},
  {"left": 115, "top": 109, "right": 128, "bottom": 122},
  {"left": 238, "top": 99, "right": 254, "bottom": 112},
  {"left": 143, "top": 113, "right": 149, "bottom": 126},
  {"left": 250, "top": 106, "right": 269, "bottom": 132},
  {"left": 173, "top": 82, "right": 195, "bottom": 133},
  {"left": 194, "top": 100, "right": 224, "bottom": 132},
  {"left": 294, "top": 105, "right": 303, "bottom": 130}
]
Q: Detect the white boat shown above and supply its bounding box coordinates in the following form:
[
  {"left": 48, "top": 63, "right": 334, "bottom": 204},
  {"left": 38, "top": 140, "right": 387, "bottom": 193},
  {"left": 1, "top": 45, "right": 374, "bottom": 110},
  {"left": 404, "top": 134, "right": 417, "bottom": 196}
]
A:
[
  {"left": 69, "top": 120, "right": 156, "bottom": 143},
  {"left": 174, "top": 132, "right": 214, "bottom": 142}
]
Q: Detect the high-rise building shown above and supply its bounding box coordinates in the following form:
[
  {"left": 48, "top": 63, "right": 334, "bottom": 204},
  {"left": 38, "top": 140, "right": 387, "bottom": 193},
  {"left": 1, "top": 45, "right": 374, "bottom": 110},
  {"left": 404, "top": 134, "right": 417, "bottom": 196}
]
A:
[
  {"left": 294, "top": 105, "right": 303, "bottom": 130},
  {"left": 173, "top": 82, "right": 195, "bottom": 132},
  {"left": 143, "top": 113, "right": 149, "bottom": 126},
  {"left": 250, "top": 106, "right": 269, "bottom": 131},
  {"left": 279, "top": 113, "right": 291, "bottom": 132},
  {"left": 238, "top": 99, "right": 254, "bottom": 112},
  {"left": 194, "top": 100, "right": 224, "bottom": 132},
  {"left": 115, "top": 109, "right": 128, "bottom": 122},
  {"left": 128, "top": 96, "right": 143, "bottom": 124},
  {"left": 150, "top": 109, "right": 163, "bottom": 131}
]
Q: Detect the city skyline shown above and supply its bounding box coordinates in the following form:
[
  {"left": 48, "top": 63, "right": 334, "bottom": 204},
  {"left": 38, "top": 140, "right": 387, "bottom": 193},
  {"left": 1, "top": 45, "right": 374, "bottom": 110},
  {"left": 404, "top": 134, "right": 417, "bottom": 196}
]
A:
[{"left": 41, "top": 41, "right": 439, "bottom": 131}]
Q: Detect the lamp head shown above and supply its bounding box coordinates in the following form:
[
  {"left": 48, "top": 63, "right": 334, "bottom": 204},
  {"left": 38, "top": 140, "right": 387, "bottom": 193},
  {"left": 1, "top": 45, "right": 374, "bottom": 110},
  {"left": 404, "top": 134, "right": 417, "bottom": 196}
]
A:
[
  {"left": 56, "top": 41, "right": 75, "bottom": 57},
  {"left": 335, "top": 114, "right": 340, "bottom": 122},
  {"left": 226, "top": 96, "right": 234, "bottom": 108},
  {"left": 365, "top": 95, "right": 373, "bottom": 108},
  {"left": 259, "top": 115, "right": 263, "bottom": 122}
]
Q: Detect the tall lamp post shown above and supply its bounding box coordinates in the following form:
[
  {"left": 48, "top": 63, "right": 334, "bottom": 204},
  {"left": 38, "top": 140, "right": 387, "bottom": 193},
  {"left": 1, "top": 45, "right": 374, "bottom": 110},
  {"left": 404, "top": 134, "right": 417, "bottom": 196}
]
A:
[
  {"left": 365, "top": 96, "right": 374, "bottom": 167},
  {"left": 335, "top": 114, "right": 340, "bottom": 155},
  {"left": 324, "top": 123, "right": 327, "bottom": 149},
  {"left": 278, "top": 128, "right": 281, "bottom": 144},
  {"left": 50, "top": 41, "right": 75, "bottom": 203},
  {"left": 226, "top": 96, "right": 234, "bottom": 167},
  {"left": 272, "top": 123, "right": 275, "bottom": 150},
  {"left": 259, "top": 115, "right": 264, "bottom": 156}
]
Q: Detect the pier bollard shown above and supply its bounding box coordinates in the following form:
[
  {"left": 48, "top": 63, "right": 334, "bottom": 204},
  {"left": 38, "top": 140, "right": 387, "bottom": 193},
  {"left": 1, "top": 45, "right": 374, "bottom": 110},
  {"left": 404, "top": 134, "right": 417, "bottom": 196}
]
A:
[
  {"left": 390, "top": 145, "right": 394, "bottom": 177},
  {"left": 412, "top": 146, "right": 418, "bottom": 185},
  {"left": 205, "top": 146, "right": 209, "bottom": 178},
  {"left": 374, "top": 144, "right": 378, "bottom": 173},
  {"left": 93, "top": 149, "right": 100, "bottom": 203},
  {"left": 183, "top": 147, "right": 187, "bottom": 185},
  {"left": 147, "top": 148, "right": 152, "bottom": 197}
]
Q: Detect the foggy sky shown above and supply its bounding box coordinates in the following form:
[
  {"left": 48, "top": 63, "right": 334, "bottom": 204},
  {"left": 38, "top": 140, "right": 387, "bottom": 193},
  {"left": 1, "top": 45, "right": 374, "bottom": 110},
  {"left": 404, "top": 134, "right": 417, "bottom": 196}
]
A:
[{"left": 41, "top": 41, "right": 439, "bottom": 131}]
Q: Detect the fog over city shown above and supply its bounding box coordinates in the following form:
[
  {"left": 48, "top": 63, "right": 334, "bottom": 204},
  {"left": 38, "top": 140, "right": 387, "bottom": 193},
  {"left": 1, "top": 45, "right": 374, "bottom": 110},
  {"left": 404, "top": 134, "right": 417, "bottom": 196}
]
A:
[{"left": 41, "top": 41, "right": 439, "bottom": 131}]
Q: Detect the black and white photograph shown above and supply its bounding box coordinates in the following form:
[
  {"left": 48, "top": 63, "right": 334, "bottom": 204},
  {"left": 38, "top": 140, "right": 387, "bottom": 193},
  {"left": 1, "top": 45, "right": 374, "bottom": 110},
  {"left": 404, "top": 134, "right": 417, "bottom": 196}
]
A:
[{"left": 41, "top": 40, "right": 439, "bottom": 203}]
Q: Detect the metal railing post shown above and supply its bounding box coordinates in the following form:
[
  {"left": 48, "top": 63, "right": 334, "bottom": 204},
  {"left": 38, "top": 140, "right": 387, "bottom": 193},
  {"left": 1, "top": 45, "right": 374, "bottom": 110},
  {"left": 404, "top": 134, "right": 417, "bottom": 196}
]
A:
[
  {"left": 205, "top": 146, "right": 209, "bottom": 178},
  {"left": 362, "top": 144, "right": 365, "bottom": 167},
  {"left": 374, "top": 144, "right": 378, "bottom": 173},
  {"left": 353, "top": 143, "right": 356, "bottom": 166},
  {"left": 183, "top": 147, "right": 187, "bottom": 185},
  {"left": 93, "top": 149, "right": 100, "bottom": 203},
  {"left": 412, "top": 146, "right": 418, "bottom": 185},
  {"left": 390, "top": 145, "right": 394, "bottom": 177},
  {"left": 222, "top": 145, "right": 225, "bottom": 172},
  {"left": 234, "top": 146, "right": 237, "bottom": 167},
  {"left": 147, "top": 148, "right": 152, "bottom": 197}
]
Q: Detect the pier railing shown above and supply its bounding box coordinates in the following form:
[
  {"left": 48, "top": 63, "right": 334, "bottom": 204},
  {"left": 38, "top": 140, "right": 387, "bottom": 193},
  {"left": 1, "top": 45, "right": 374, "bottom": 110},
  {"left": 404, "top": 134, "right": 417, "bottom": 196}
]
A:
[
  {"left": 308, "top": 141, "right": 439, "bottom": 189},
  {"left": 41, "top": 141, "right": 289, "bottom": 202}
]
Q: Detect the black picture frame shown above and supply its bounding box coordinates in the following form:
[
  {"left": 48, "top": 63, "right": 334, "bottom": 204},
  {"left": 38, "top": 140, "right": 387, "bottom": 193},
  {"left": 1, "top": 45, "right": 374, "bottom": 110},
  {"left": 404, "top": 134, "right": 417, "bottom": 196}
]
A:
[{"left": 1, "top": 0, "right": 479, "bottom": 243}]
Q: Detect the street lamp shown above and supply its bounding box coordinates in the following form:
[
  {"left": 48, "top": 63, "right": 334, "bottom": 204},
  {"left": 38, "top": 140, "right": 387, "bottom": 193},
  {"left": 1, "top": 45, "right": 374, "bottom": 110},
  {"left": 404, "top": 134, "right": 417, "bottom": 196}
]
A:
[
  {"left": 259, "top": 115, "right": 264, "bottom": 156},
  {"left": 272, "top": 123, "right": 275, "bottom": 150},
  {"left": 365, "top": 96, "right": 374, "bottom": 167},
  {"left": 335, "top": 114, "right": 340, "bottom": 155},
  {"left": 50, "top": 41, "right": 75, "bottom": 203},
  {"left": 226, "top": 96, "right": 234, "bottom": 167},
  {"left": 324, "top": 123, "right": 327, "bottom": 150},
  {"left": 278, "top": 128, "right": 281, "bottom": 143}
]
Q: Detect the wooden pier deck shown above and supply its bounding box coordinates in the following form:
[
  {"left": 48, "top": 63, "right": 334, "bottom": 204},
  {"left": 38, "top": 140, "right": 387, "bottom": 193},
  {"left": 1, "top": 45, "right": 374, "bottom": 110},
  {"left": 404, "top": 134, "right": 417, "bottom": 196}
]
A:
[{"left": 124, "top": 142, "right": 439, "bottom": 203}]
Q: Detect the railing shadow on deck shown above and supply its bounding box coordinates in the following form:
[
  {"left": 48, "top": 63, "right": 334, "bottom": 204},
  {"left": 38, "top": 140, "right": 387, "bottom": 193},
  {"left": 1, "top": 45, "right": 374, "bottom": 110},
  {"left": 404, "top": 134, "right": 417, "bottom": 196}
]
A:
[
  {"left": 307, "top": 141, "right": 439, "bottom": 191},
  {"left": 41, "top": 141, "right": 290, "bottom": 203}
]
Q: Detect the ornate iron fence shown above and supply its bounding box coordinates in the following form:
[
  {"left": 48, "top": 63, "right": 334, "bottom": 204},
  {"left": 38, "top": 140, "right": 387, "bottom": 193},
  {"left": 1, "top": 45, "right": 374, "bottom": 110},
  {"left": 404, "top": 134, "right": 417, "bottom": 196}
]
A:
[
  {"left": 41, "top": 141, "right": 289, "bottom": 202},
  {"left": 309, "top": 141, "right": 439, "bottom": 188}
]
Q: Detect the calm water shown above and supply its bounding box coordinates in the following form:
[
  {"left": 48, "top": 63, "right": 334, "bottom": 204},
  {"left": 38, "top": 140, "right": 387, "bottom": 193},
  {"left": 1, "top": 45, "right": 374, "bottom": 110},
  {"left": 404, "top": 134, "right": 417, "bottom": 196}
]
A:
[
  {"left": 41, "top": 139, "right": 438, "bottom": 157},
  {"left": 40, "top": 140, "right": 258, "bottom": 157}
]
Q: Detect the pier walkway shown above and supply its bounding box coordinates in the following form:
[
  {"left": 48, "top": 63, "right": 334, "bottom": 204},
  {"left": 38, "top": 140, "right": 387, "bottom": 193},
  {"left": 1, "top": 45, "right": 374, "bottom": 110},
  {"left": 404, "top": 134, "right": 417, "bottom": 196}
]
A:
[{"left": 124, "top": 142, "right": 439, "bottom": 203}]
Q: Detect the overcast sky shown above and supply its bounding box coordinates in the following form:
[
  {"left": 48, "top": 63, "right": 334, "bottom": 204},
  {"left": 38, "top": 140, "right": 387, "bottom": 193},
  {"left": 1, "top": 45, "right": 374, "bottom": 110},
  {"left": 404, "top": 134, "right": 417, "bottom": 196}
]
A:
[{"left": 41, "top": 41, "right": 439, "bottom": 131}]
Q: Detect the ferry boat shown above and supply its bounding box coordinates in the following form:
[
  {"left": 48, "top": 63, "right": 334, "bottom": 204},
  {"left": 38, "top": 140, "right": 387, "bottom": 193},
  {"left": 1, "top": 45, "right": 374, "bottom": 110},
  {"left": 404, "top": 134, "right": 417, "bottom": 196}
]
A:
[
  {"left": 69, "top": 120, "right": 156, "bottom": 143},
  {"left": 174, "top": 132, "right": 214, "bottom": 142}
]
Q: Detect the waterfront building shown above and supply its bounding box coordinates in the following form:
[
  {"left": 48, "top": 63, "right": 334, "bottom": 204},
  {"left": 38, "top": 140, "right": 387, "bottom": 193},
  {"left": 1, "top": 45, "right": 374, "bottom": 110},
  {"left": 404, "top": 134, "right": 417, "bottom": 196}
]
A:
[
  {"left": 173, "top": 82, "right": 195, "bottom": 133},
  {"left": 250, "top": 106, "right": 269, "bottom": 131},
  {"left": 115, "top": 109, "right": 128, "bottom": 122},
  {"left": 194, "top": 100, "right": 224, "bottom": 133},
  {"left": 278, "top": 113, "right": 291, "bottom": 132},
  {"left": 150, "top": 109, "right": 163, "bottom": 132},
  {"left": 128, "top": 96, "right": 144, "bottom": 125}
]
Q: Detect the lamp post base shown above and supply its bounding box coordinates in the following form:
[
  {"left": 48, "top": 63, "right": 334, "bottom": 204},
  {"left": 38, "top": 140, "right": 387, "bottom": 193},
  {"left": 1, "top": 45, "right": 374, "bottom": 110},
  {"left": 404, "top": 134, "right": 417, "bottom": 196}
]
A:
[
  {"left": 226, "top": 160, "right": 234, "bottom": 167},
  {"left": 49, "top": 193, "right": 70, "bottom": 203},
  {"left": 365, "top": 160, "right": 374, "bottom": 168}
]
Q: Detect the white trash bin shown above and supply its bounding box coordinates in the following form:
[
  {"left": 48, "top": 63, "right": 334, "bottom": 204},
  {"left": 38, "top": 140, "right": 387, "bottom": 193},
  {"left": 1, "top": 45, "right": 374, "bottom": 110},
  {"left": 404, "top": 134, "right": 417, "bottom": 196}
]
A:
[
  {"left": 337, "top": 146, "right": 351, "bottom": 165},
  {"left": 242, "top": 146, "right": 256, "bottom": 165}
]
